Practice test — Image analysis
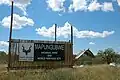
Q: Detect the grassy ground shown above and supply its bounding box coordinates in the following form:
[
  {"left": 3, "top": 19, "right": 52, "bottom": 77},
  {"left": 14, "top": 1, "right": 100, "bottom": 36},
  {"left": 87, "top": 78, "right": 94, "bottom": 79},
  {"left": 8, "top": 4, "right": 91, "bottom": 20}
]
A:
[{"left": 0, "top": 64, "right": 120, "bottom": 80}]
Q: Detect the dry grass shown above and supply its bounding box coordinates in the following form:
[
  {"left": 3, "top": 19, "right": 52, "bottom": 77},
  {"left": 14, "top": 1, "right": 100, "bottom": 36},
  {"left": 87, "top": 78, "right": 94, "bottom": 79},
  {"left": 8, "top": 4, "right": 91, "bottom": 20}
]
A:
[{"left": 0, "top": 64, "right": 120, "bottom": 80}]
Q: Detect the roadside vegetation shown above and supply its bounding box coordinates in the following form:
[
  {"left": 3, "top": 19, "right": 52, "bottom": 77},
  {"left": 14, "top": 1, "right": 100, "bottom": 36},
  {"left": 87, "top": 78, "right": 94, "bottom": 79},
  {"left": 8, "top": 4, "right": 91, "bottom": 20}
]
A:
[
  {"left": 0, "top": 65, "right": 120, "bottom": 80},
  {"left": 0, "top": 48, "right": 120, "bottom": 80}
]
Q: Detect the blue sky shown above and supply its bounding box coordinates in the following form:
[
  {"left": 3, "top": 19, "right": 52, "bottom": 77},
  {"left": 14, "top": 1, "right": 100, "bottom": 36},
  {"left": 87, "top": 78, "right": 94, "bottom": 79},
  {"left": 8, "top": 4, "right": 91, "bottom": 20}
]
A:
[{"left": 0, "top": 0, "right": 120, "bottom": 54}]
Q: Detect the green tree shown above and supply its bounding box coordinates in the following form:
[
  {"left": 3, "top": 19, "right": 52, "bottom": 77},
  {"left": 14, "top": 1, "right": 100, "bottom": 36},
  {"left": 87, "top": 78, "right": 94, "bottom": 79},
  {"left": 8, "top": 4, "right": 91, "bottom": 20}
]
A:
[
  {"left": 0, "top": 51, "right": 6, "bottom": 56},
  {"left": 114, "top": 53, "right": 120, "bottom": 64},
  {"left": 97, "top": 48, "right": 116, "bottom": 64},
  {"left": 0, "top": 51, "right": 7, "bottom": 64}
]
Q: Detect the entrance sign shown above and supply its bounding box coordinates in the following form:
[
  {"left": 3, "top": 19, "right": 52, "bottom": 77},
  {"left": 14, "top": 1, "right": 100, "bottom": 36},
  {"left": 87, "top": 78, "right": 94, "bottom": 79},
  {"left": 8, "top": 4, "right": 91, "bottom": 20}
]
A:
[
  {"left": 12, "top": 39, "right": 66, "bottom": 61},
  {"left": 34, "top": 43, "right": 65, "bottom": 61},
  {"left": 10, "top": 39, "right": 73, "bottom": 69}
]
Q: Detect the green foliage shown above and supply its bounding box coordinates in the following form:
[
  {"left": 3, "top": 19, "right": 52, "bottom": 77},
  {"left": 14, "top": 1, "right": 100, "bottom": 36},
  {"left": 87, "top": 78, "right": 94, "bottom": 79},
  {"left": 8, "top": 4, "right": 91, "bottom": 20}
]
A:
[
  {"left": 75, "top": 56, "right": 92, "bottom": 65},
  {"left": 92, "top": 56, "right": 105, "bottom": 64},
  {"left": 114, "top": 53, "right": 120, "bottom": 64},
  {"left": 0, "top": 51, "right": 7, "bottom": 64},
  {"left": 75, "top": 48, "right": 120, "bottom": 65},
  {"left": 96, "top": 48, "right": 118, "bottom": 64},
  {"left": 0, "top": 65, "right": 120, "bottom": 80},
  {"left": 0, "top": 51, "right": 7, "bottom": 56},
  {"left": 0, "top": 48, "right": 120, "bottom": 65}
]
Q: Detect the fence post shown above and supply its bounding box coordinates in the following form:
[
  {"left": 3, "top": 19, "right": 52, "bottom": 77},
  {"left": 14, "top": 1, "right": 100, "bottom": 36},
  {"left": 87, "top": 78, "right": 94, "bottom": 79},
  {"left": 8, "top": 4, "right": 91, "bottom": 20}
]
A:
[{"left": 8, "top": 0, "right": 14, "bottom": 72}]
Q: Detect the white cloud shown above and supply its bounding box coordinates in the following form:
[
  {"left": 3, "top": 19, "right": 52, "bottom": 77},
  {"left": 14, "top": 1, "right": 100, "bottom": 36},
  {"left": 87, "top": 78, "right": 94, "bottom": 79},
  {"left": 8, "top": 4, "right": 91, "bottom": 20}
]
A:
[
  {"left": 0, "top": 0, "right": 32, "bottom": 15},
  {"left": 1, "top": 14, "right": 34, "bottom": 29},
  {"left": 0, "top": 41, "right": 9, "bottom": 47},
  {"left": 88, "top": 0, "right": 102, "bottom": 11},
  {"left": 69, "top": 0, "right": 88, "bottom": 12},
  {"left": 89, "top": 42, "right": 95, "bottom": 45},
  {"left": 0, "top": 41, "right": 9, "bottom": 52},
  {"left": 0, "top": 0, "right": 10, "bottom": 5},
  {"left": 0, "top": 49, "right": 6, "bottom": 51},
  {"left": 58, "top": 13, "right": 62, "bottom": 16},
  {"left": 69, "top": 0, "right": 114, "bottom": 12},
  {"left": 76, "top": 30, "right": 115, "bottom": 38},
  {"left": 101, "top": 2, "right": 114, "bottom": 12},
  {"left": 46, "top": 0, "right": 65, "bottom": 12},
  {"left": 14, "top": 0, "right": 32, "bottom": 15},
  {"left": 36, "top": 22, "right": 115, "bottom": 39},
  {"left": 117, "top": 0, "right": 120, "bottom": 6}
]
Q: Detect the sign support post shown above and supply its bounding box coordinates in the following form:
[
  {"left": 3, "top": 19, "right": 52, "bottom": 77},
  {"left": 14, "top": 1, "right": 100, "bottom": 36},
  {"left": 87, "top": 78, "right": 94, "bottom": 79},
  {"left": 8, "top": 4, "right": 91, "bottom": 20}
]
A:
[
  {"left": 71, "top": 25, "right": 73, "bottom": 44},
  {"left": 71, "top": 25, "right": 74, "bottom": 66},
  {"left": 8, "top": 0, "right": 14, "bottom": 71},
  {"left": 55, "top": 24, "right": 57, "bottom": 41}
]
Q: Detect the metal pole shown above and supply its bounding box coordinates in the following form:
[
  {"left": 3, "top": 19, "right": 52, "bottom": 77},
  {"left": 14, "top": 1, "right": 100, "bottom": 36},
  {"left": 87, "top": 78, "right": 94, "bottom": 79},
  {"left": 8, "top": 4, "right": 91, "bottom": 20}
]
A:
[
  {"left": 55, "top": 24, "right": 57, "bottom": 41},
  {"left": 71, "top": 25, "right": 74, "bottom": 66},
  {"left": 8, "top": 1, "right": 14, "bottom": 71},
  {"left": 71, "top": 25, "right": 73, "bottom": 45}
]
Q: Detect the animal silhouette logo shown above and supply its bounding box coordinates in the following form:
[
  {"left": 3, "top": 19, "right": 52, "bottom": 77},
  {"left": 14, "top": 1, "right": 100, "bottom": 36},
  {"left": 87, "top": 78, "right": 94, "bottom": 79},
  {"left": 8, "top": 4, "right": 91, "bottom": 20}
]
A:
[{"left": 22, "top": 45, "right": 32, "bottom": 55}]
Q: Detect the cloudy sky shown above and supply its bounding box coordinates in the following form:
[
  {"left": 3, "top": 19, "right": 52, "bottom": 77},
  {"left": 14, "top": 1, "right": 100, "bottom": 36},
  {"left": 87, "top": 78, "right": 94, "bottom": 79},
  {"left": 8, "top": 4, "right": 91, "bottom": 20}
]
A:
[{"left": 0, "top": 0, "right": 120, "bottom": 54}]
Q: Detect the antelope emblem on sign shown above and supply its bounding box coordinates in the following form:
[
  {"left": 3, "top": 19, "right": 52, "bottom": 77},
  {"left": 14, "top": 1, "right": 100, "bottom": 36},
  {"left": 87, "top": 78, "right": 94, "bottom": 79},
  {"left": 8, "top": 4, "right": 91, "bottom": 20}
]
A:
[{"left": 22, "top": 45, "right": 32, "bottom": 55}]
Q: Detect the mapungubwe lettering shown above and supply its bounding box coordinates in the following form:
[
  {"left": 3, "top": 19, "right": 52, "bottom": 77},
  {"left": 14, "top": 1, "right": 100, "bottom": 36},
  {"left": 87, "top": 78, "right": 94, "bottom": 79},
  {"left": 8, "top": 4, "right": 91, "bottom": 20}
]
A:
[{"left": 35, "top": 44, "right": 64, "bottom": 50}]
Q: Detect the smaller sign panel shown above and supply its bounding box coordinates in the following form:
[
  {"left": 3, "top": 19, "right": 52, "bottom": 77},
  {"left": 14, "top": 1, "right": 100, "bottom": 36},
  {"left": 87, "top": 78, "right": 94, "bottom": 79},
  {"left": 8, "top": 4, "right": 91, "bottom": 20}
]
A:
[
  {"left": 19, "top": 43, "right": 34, "bottom": 61},
  {"left": 34, "top": 43, "right": 65, "bottom": 61}
]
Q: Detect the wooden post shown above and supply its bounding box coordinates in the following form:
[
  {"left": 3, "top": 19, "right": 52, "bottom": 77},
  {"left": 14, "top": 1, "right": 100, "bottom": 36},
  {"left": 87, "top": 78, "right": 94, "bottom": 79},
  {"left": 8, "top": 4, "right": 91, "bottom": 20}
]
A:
[
  {"left": 65, "top": 43, "right": 67, "bottom": 66},
  {"left": 8, "top": 1, "right": 14, "bottom": 71},
  {"left": 71, "top": 25, "right": 73, "bottom": 45},
  {"left": 71, "top": 25, "right": 74, "bottom": 67},
  {"left": 55, "top": 24, "right": 57, "bottom": 41}
]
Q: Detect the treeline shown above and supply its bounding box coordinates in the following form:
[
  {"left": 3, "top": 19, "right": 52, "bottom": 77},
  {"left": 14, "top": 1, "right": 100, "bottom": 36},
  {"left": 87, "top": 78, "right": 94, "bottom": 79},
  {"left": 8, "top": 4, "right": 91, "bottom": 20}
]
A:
[
  {"left": 0, "top": 51, "right": 8, "bottom": 64},
  {"left": 75, "top": 48, "right": 120, "bottom": 65},
  {"left": 0, "top": 48, "right": 120, "bottom": 65}
]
